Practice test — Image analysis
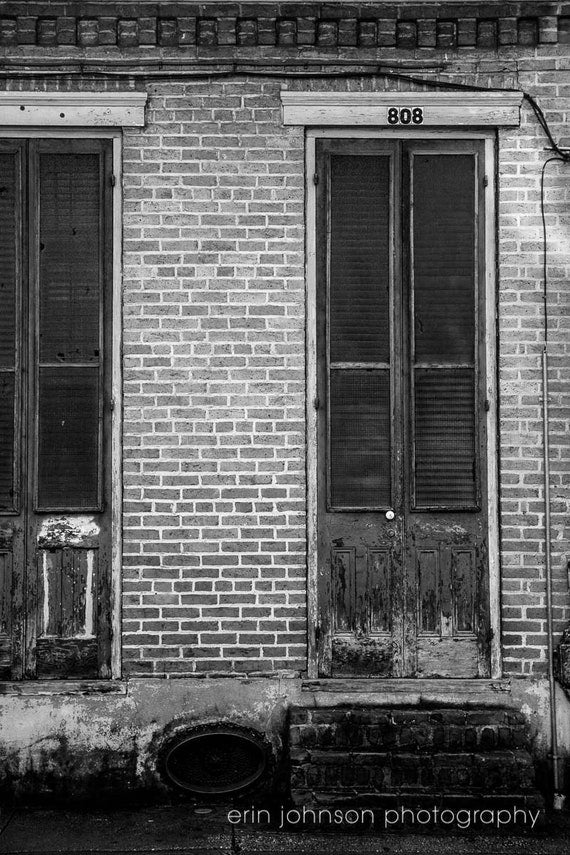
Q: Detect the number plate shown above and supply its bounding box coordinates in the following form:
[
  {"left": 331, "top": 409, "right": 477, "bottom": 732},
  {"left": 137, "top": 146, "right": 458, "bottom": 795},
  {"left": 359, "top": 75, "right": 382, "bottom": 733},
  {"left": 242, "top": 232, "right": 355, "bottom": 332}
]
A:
[{"left": 387, "top": 107, "right": 424, "bottom": 126}]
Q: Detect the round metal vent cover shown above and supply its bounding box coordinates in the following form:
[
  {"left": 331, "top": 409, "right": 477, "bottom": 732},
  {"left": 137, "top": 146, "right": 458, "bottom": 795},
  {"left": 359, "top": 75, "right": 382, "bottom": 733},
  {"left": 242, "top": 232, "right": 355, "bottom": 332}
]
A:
[{"left": 162, "top": 724, "right": 268, "bottom": 796}]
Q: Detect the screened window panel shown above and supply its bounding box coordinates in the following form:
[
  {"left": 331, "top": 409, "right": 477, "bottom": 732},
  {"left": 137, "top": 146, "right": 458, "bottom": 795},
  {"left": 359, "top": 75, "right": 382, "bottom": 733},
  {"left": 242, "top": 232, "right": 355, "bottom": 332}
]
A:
[
  {"left": 330, "top": 369, "right": 391, "bottom": 507},
  {"left": 329, "top": 156, "right": 391, "bottom": 364},
  {"left": 0, "top": 152, "right": 19, "bottom": 512},
  {"left": 0, "top": 374, "right": 15, "bottom": 511},
  {"left": 39, "top": 154, "right": 101, "bottom": 364},
  {"left": 412, "top": 155, "right": 476, "bottom": 364},
  {"left": 414, "top": 368, "right": 476, "bottom": 507},
  {"left": 0, "top": 154, "right": 17, "bottom": 368},
  {"left": 37, "top": 368, "right": 100, "bottom": 509}
]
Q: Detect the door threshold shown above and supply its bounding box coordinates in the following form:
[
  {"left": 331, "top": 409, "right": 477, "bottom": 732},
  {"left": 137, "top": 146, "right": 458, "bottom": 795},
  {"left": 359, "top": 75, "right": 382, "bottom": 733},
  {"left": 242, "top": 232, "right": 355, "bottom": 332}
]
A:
[{"left": 300, "top": 678, "right": 513, "bottom": 707}]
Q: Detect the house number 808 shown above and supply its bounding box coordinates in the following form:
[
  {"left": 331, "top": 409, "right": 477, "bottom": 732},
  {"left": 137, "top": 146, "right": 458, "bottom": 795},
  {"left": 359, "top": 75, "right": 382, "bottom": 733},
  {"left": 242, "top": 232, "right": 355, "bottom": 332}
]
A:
[{"left": 387, "top": 107, "right": 424, "bottom": 125}]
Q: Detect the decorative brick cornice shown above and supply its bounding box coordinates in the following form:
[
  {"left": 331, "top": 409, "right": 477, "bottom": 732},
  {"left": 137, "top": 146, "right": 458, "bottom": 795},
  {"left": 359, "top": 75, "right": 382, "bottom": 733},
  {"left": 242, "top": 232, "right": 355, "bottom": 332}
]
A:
[{"left": 0, "top": 3, "right": 568, "bottom": 52}]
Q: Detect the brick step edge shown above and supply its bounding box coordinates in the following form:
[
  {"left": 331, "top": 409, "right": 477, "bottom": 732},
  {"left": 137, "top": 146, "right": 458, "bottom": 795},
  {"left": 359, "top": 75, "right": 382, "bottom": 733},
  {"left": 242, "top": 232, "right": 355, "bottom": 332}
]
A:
[
  {"left": 289, "top": 706, "right": 529, "bottom": 754},
  {"left": 289, "top": 707, "right": 527, "bottom": 726},
  {"left": 291, "top": 750, "right": 537, "bottom": 793},
  {"left": 290, "top": 725, "right": 528, "bottom": 753}
]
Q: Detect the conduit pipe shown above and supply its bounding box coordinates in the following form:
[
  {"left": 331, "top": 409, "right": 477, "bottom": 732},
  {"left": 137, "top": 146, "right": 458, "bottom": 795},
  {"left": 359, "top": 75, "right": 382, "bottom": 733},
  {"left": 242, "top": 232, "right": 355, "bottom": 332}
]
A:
[
  {"left": 541, "top": 156, "right": 568, "bottom": 811},
  {"left": 542, "top": 345, "right": 563, "bottom": 809}
]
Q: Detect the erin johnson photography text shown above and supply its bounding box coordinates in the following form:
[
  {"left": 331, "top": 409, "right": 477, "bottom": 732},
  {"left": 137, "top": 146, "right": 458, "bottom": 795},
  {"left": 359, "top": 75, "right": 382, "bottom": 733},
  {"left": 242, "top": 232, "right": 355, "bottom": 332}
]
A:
[{"left": 227, "top": 805, "right": 543, "bottom": 830}]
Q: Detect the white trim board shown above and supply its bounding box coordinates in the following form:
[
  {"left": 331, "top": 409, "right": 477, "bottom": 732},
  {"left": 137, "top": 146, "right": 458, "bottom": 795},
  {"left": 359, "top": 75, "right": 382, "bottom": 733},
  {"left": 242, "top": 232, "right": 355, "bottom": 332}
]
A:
[
  {"left": 0, "top": 92, "right": 147, "bottom": 127},
  {"left": 281, "top": 91, "right": 523, "bottom": 127}
]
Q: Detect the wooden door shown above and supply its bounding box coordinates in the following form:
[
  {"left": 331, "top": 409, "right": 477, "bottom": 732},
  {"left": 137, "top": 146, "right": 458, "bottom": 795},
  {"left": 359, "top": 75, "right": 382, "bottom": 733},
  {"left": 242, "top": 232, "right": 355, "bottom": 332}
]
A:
[
  {"left": 315, "top": 138, "right": 490, "bottom": 678},
  {"left": 0, "top": 139, "right": 113, "bottom": 680}
]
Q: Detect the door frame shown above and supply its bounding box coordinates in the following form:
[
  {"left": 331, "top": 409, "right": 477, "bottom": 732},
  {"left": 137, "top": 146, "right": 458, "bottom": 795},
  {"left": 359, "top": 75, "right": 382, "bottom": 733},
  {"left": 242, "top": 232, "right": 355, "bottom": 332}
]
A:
[
  {"left": 0, "top": 128, "right": 123, "bottom": 680},
  {"left": 305, "top": 127, "right": 500, "bottom": 680}
]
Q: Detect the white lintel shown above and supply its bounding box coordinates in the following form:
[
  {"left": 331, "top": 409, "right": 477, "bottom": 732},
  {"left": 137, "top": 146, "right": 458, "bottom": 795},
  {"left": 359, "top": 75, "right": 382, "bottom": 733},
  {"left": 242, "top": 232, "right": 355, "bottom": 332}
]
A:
[
  {"left": 280, "top": 90, "right": 523, "bottom": 127},
  {"left": 0, "top": 92, "right": 147, "bottom": 127}
]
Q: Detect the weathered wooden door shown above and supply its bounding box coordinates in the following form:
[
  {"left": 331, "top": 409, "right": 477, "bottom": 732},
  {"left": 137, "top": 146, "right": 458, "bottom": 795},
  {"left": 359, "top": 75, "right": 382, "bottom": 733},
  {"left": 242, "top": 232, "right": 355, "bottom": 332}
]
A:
[
  {"left": 315, "top": 139, "right": 490, "bottom": 678},
  {"left": 0, "top": 139, "right": 113, "bottom": 680}
]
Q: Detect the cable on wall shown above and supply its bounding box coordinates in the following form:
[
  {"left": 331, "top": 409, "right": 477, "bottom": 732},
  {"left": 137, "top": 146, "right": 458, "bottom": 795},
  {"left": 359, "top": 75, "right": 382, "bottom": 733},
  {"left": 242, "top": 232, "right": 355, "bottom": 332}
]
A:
[{"left": 540, "top": 154, "right": 569, "bottom": 811}]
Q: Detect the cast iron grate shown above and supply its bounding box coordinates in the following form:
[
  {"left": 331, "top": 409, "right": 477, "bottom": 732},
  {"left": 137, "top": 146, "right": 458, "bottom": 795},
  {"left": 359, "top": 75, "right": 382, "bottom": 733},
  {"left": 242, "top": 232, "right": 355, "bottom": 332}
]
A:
[{"left": 163, "top": 725, "right": 268, "bottom": 795}]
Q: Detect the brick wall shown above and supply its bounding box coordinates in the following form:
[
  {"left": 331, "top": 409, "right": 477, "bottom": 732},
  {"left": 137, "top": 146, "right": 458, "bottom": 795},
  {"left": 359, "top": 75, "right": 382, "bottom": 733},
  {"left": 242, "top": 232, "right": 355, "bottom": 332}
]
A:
[
  {"left": 121, "top": 80, "right": 308, "bottom": 676},
  {"left": 119, "top": 62, "right": 570, "bottom": 679},
  {"left": 498, "top": 64, "right": 570, "bottom": 675},
  {"left": 3, "top": 9, "right": 568, "bottom": 680}
]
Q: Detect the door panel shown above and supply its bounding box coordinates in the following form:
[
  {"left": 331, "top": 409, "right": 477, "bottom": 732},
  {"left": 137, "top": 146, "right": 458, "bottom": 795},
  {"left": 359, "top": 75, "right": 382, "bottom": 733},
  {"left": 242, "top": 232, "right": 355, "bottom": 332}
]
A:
[
  {"left": 0, "top": 139, "right": 112, "bottom": 681},
  {"left": 317, "top": 141, "right": 404, "bottom": 677},
  {"left": 326, "top": 516, "right": 404, "bottom": 677},
  {"left": 316, "top": 138, "right": 490, "bottom": 678}
]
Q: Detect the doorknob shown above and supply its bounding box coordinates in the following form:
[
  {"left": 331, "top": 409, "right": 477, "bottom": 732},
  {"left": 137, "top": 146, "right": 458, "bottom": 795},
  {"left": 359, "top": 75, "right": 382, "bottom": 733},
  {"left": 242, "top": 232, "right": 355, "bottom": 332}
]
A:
[{"left": 385, "top": 510, "right": 395, "bottom": 521}]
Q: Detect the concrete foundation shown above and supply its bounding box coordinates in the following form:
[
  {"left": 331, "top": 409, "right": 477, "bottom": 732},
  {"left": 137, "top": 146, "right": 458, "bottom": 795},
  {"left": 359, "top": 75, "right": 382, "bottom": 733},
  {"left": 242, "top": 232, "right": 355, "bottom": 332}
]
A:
[{"left": 1, "top": 678, "right": 568, "bottom": 803}]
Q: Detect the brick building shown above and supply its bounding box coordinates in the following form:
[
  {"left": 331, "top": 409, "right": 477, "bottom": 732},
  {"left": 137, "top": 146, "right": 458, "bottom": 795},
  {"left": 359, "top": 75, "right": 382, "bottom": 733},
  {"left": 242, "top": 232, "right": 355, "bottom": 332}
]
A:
[{"left": 0, "top": 1, "right": 569, "bottom": 808}]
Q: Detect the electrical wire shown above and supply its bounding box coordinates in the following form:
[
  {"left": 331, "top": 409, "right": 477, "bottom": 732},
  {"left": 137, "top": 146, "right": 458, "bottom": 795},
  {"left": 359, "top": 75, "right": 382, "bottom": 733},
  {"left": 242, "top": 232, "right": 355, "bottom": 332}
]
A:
[
  {"left": 541, "top": 157, "right": 567, "bottom": 344},
  {"left": 2, "top": 59, "right": 570, "bottom": 157},
  {"left": 528, "top": 95, "right": 570, "bottom": 161}
]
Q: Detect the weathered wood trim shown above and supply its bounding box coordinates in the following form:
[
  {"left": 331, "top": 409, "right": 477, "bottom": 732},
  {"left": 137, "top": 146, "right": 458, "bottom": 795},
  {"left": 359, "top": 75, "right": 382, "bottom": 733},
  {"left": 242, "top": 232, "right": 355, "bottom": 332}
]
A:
[
  {"left": 110, "top": 135, "right": 123, "bottom": 680},
  {"left": 0, "top": 93, "right": 147, "bottom": 128},
  {"left": 300, "top": 678, "right": 514, "bottom": 707},
  {"left": 282, "top": 92, "right": 523, "bottom": 128},
  {"left": 306, "top": 133, "right": 319, "bottom": 680},
  {"left": 485, "top": 135, "right": 502, "bottom": 680},
  {"left": 0, "top": 679, "right": 127, "bottom": 695}
]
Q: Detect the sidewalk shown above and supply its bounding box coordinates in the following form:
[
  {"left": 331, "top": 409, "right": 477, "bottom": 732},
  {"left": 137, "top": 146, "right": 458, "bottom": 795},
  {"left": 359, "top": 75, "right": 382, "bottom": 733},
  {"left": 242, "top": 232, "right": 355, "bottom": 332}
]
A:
[{"left": 1, "top": 804, "right": 569, "bottom": 855}]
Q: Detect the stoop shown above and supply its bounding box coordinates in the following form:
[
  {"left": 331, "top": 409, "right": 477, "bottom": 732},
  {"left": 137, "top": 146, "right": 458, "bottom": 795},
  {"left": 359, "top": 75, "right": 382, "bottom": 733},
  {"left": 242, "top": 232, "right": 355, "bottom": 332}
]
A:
[{"left": 289, "top": 683, "right": 544, "bottom": 809}]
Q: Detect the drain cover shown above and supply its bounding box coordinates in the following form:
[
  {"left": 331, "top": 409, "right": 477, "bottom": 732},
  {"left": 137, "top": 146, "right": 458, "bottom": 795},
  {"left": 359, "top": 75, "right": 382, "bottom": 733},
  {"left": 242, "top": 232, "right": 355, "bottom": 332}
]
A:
[{"left": 163, "top": 725, "right": 268, "bottom": 795}]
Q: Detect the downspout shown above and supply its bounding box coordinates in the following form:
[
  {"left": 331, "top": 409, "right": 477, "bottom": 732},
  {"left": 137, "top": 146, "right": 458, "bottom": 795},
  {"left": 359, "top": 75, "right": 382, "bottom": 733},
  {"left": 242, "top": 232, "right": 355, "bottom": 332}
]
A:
[
  {"left": 542, "top": 345, "right": 563, "bottom": 808},
  {"left": 541, "top": 156, "right": 566, "bottom": 810}
]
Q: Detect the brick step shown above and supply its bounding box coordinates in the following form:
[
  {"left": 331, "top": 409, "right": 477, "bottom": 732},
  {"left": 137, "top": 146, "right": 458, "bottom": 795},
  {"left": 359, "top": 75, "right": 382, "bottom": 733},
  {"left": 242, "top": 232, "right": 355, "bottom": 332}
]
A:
[
  {"left": 289, "top": 706, "right": 528, "bottom": 753},
  {"left": 290, "top": 749, "right": 537, "bottom": 794},
  {"left": 289, "top": 705, "right": 544, "bottom": 810}
]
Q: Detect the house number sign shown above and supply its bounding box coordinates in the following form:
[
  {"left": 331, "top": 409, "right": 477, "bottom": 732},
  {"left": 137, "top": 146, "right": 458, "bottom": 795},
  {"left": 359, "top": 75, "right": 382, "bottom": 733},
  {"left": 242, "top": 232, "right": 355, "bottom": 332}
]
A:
[{"left": 387, "top": 107, "right": 424, "bottom": 125}]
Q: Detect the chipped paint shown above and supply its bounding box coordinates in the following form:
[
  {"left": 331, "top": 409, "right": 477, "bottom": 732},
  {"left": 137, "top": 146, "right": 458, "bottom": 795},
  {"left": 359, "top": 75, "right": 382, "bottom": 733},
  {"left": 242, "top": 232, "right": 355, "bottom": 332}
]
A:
[
  {"left": 37, "top": 516, "right": 100, "bottom": 549},
  {"left": 42, "top": 552, "right": 49, "bottom": 634},
  {"left": 0, "top": 527, "right": 15, "bottom": 548},
  {"left": 413, "top": 521, "right": 470, "bottom": 540},
  {"left": 83, "top": 552, "right": 95, "bottom": 637}
]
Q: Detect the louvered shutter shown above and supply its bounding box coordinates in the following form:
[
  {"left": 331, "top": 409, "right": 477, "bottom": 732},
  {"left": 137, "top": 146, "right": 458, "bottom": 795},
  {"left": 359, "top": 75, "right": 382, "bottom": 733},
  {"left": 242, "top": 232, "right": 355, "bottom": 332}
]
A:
[
  {"left": 328, "top": 154, "right": 392, "bottom": 508},
  {"left": 411, "top": 153, "right": 478, "bottom": 509},
  {"left": 36, "top": 152, "right": 104, "bottom": 510},
  {"left": 0, "top": 150, "right": 20, "bottom": 513}
]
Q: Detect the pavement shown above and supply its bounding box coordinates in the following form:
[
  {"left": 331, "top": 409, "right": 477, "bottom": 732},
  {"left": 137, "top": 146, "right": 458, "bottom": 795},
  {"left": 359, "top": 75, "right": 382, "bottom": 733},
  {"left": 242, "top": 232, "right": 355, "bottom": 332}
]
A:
[{"left": 1, "top": 804, "right": 570, "bottom": 855}]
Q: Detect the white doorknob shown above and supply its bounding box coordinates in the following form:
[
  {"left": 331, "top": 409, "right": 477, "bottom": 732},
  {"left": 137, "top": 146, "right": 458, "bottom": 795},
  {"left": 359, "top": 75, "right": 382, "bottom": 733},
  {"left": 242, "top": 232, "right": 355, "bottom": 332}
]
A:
[{"left": 385, "top": 510, "right": 395, "bottom": 521}]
